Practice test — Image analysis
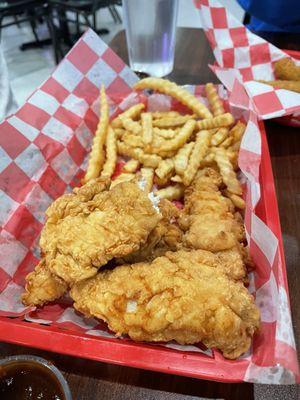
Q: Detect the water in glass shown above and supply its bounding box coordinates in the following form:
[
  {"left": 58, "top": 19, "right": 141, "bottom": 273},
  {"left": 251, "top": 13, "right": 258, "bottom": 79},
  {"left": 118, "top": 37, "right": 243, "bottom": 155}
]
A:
[{"left": 123, "top": 0, "right": 179, "bottom": 77}]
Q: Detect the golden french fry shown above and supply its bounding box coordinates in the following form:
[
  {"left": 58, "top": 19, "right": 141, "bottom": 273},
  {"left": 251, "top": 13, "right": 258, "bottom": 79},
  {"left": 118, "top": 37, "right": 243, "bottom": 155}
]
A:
[
  {"left": 227, "top": 150, "right": 239, "bottom": 171},
  {"left": 211, "top": 127, "right": 229, "bottom": 146},
  {"left": 152, "top": 114, "right": 195, "bottom": 128},
  {"left": 110, "top": 172, "right": 135, "bottom": 188},
  {"left": 153, "top": 127, "right": 178, "bottom": 139},
  {"left": 220, "top": 136, "right": 233, "bottom": 148},
  {"left": 174, "top": 141, "right": 194, "bottom": 176},
  {"left": 155, "top": 159, "right": 174, "bottom": 187},
  {"left": 134, "top": 78, "right": 212, "bottom": 119},
  {"left": 214, "top": 147, "right": 242, "bottom": 195},
  {"left": 120, "top": 116, "right": 142, "bottom": 135},
  {"left": 229, "top": 121, "right": 246, "bottom": 143},
  {"left": 156, "top": 184, "right": 184, "bottom": 201},
  {"left": 122, "top": 132, "right": 143, "bottom": 148},
  {"left": 101, "top": 127, "right": 117, "bottom": 178},
  {"left": 258, "top": 79, "right": 300, "bottom": 93},
  {"left": 201, "top": 151, "right": 215, "bottom": 167},
  {"left": 196, "top": 113, "right": 234, "bottom": 130},
  {"left": 274, "top": 58, "right": 300, "bottom": 81},
  {"left": 141, "top": 112, "right": 153, "bottom": 145},
  {"left": 140, "top": 167, "right": 154, "bottom": 192},
  {"left": 117, "top": 141, "right": 161, "bottom": 168},
  {"left": 151, "top": 120, "right": 196, "bottom": 153},
  {"left": 224, "top": 190, "right": 245, "bottom": 210},
  {"left": 205, "top": 83, "right": 225, "bottom": 116},
  {"left": 228, "top": 140, "right": 241, "bottom": 152},
  {"left": 123, "top": 159, "right": 140, "bottom": 173},
  {"left": 151, "top": 111, "right": 181, "bottom": 119},
  {"left": 111, "top": 104, "right": 145, "bottom": 129},
  {"left": 183, "top": 130, "right": 211, "bottom": 186},
  {"left": 171, "top": 174, "right": 183, "bottom": 183},
  {"left": 84, "top": 85, "right": 109, "bottom": 183},
  {"left": 115, "top": 128, "right": 126, "bottom": 139}
]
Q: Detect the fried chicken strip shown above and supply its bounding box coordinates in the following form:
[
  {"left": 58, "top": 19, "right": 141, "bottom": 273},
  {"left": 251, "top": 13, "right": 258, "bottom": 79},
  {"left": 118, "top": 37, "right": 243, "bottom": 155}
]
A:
[
  {"left": 117, "top": 199, "right": 182, "bottom": 264},
  {"left": 71, "top": 249, "right": 260, "bottom": 359},
  {"left": 22, "top": 179, "right": 161, "bottom": 306},
  {"left": 179, "top": 168, "right": 245, "bottom": 252},
  {"left": 22, "top": 259, "right": 67, "bottom": 307}
]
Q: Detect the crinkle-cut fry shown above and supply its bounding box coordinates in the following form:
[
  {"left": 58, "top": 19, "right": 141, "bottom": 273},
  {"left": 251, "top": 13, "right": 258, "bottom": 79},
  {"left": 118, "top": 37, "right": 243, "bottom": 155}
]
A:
[
  {"left": 155, "top": 159, "right": 174, "bottom": 180},
  {"left": 274, "top": 58, "right": 300, "bottom": 81},
  {"left": 196, "top": 113, "right": 234, "bottom": 130},
  {"left": 110, "top": 172, "right": 135, "bottom": 188},
  {"left": 151, "top": 111, "right": 181, "bottom": 119},
  {"left": 174, "top": 141, "right": 194, "bottom": 176},
  {"left": 83, "top": 85, "right": 109, "bottom": 183},
  {"left": 122, "top": 132, "right": 143, "bottom": 148},
  {"left": 226, "top": 150, "right": 239, "bottom": 171},
  {"left": 205, "top": 83, "right": 225, "bottom": 116},
  {"left": 229, "top": 121, "right": 246, "bottom": 143},
  {"left": 111, "top": 103, "right": 145, "bottom": 128},
  {"left": 152, "top": 115, "right": 195, "bottom": 128},
  {"left": 156, "top": 184, "right": 184, "bottom": 201},
  {"left": 115, "top": 128, "right": 126, "bottom": 139},
  {"left": 214, "top": 147, "right": 242, "bottom": 195},
  {"left": 182, "top": 130, "right": 211, "bottom": 186},
  {"left": 120, "top": 116, "right": 142, "bottom": 135},
  {"left": 258, "top": 79, "right": 300, "bottom": 93},
  {"left": 117, "top": 141, "right": 161, "bottom": 168},
  {"left": 211, "top": 127, "right": 229, "bottom": 146},
  {"left": 201, "top": 151, "right": 215, "bottom": 167},
  {"left": 153, "top": 127, "right": 178, "bottom": 139},
  {"left": 139, "top": 167, "right": 154, "bottom": 192},
  {"left": 224, "top": 190, "right": 245, "bottom": 210},
  {"left": 220, "top": 136, "right": 233, "bottom": 148},
  {"left": 171, "top": 175, "right": 183, "bottom": 183},
  {"left": 134, "top": 77, "right": 212, "bottom": 119},
  {"left": 123, "top": 159, "right": 140, "bottom": 173},
  {"left": 228, "top": 140, "right": 241, "bottom": 152},
  {"left": 101, "top": 127, "right": 117, "bottom": 178},
  {"left": 141, "top": 112, "right": 153, "bottom": 145},
  {"left": 151, "top": 120, "right": 196, "bottom": 153}
]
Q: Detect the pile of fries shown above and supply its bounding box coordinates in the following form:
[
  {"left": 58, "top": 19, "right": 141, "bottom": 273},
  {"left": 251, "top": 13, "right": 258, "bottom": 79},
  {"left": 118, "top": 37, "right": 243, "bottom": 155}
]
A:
[{"left": 83, "top": 78, "right": 246, "bottom": 209}]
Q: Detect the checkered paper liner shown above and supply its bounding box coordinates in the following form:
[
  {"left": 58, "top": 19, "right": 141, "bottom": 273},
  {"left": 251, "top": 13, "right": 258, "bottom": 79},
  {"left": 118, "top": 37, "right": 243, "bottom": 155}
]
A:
[
  {"left": 194, "top": 0, "right": 300, "bottom": 121},
  {"left": 0, "top": 29, "right": 299, "bottom": 384}
]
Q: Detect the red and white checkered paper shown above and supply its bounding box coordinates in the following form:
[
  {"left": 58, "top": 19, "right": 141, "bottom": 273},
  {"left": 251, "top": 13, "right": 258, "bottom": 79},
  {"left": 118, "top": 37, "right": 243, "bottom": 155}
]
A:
[
  {"left": 0, "top": 29, "right": 299, "bottom": 384},
  {"left": 194, "top": 0, "right": 300, "bottom": 121}
]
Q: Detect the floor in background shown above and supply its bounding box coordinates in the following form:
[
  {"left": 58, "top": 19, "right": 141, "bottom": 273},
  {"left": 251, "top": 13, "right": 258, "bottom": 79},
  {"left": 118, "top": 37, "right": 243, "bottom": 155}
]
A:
[{"left": 1, "top": 0, "right": 244, "bottom": 106}]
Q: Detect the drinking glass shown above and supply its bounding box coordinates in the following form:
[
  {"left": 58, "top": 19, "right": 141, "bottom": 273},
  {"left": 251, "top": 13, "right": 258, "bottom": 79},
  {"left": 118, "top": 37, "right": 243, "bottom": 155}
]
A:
[{"left": 123, "top": 0, "right": 179, "bottom": 77}]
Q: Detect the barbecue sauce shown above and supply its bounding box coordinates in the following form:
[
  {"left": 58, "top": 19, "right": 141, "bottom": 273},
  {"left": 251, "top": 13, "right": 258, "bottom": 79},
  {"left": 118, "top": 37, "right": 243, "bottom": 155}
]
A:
[{"left": 0, "top": 361, "right": 66, "bottom": 400}]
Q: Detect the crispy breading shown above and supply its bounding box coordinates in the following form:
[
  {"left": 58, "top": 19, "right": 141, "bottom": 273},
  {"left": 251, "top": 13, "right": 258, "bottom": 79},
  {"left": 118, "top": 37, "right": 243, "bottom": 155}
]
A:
[
  {"left": 117, "top": 199, "right": 182, "bottom": 264},
  {"left": 71, "top": 249, "right": 260, "bottom": 359},
  {"left": 22, "top": 259, "right": 67, "bottom": 307},
  {"left": 22, "top": 179, "right": 161, "bottom": 306},
  {"left": 180, "top": 168, "right": 244, "bottom": 252}
]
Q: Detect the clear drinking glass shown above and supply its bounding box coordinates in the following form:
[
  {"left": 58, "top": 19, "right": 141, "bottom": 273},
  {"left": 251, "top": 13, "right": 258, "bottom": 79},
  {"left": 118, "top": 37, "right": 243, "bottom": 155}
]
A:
[{"left": 123, "top": 0, "right": 179, "bottom": 77}]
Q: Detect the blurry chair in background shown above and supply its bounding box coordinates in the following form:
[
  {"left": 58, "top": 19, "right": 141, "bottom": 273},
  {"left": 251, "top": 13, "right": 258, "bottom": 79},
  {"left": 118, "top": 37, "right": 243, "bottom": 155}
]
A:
[
  {"left": 0, "top": 0, "right": 45, "bottom": 43},
  {"left": 50, "top": 0, "right": 121, "bottom": 36},
  {"left": 47, "top": 0, "right": 122, "bottom": 63}
]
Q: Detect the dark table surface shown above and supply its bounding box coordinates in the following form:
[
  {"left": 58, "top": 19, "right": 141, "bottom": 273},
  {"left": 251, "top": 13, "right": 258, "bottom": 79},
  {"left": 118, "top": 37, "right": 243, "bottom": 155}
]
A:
[{"left": 1, "top": 27, "right": 299, "bottom": 400}]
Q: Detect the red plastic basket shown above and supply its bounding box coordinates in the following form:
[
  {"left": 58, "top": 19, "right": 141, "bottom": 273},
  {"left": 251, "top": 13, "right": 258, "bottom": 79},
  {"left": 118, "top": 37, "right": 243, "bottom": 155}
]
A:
[{"left": 0, "top": 121, "right": 287, "bottom": 383}]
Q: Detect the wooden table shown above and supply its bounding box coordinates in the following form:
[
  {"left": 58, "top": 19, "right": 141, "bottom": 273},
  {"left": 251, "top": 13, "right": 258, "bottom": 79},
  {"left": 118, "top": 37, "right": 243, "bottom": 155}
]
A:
[{"left": 0, "top": 28, "right": 299, "bottom": 400}]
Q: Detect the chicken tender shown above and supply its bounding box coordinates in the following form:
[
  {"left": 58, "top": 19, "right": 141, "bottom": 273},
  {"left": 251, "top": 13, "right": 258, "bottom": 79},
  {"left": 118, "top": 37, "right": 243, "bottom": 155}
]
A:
[
  {"left": 22, "top": 179, "right": 161, "bottom": 305},
  {"left": 118, "top": 199, "right": 182, "bottom": 264},
  {"left": 22, "top": 259, "right": 67, "bottom": 307},
  {"left": 179, "top": 168, "right": 245, "bottom": 252},
  {"left": 71, "top": 249, "right": 260, "bottom": 359}
]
